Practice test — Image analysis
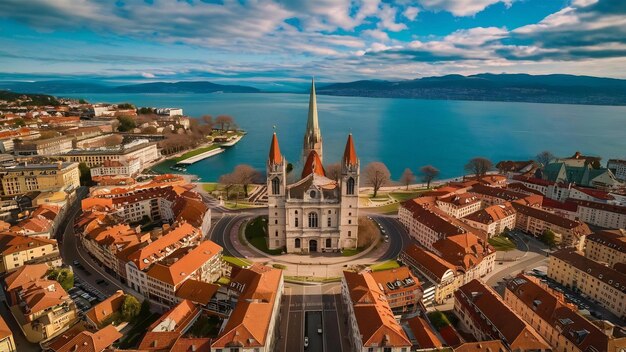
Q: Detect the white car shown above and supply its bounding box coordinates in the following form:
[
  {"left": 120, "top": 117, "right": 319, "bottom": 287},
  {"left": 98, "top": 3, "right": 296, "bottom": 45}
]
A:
[{"left": 304, "top": 337, "right": 309, "bottom": 348}]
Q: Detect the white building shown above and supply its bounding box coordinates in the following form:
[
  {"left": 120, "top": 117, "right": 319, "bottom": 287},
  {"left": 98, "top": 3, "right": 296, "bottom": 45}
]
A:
[
  {"left": 435, "top": 193, "right": 481, "bottom": 218},
  {"left": 266, "top": 80, "right": 359, "bottom": 253},
  {"left": 608, "top": 159, "right": 626, "bottom": 182},
  {"left": 89, "top": 158, "right": 142, "bottom": 178},
  {"left": 461, "top": 203, "right": 516, "bottom": 238},
  {"left": 156, "top": 108, "right": 183, "bottom": 116},
  {"left": 57, "top": 139, "right": 159, "bottom": 169}
]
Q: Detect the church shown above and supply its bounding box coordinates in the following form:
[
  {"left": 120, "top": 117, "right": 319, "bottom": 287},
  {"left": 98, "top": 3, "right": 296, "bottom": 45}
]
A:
[{"left": 266, "top": 80, "right": 360, "bottom": 253}]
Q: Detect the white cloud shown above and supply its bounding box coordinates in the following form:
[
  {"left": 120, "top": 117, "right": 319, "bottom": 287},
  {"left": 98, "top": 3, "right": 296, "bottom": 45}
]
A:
[
  {"left": 363, "top": 29, "right": 390, "bottom": 42},
  {"left": 141, "top": 72, "right": 156, "bottom": 78},
  {"left": 377, "top": 4, "right": 407, "bottom": 32},
  {"left": 414, "top": 0, "right": 513, "bottom": 16},
  {"left": 403, "top": 6, "right": 420, "bottom": 21}
]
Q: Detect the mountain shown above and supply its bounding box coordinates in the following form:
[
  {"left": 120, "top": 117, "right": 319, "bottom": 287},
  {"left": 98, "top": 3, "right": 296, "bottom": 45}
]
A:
[
  {"left": 0, "top": 80, "right": 259, "bottom": 94},
  {"left": 0, "top": 90, "right": 60, "bottom": 106},
  {"left": 317, "top": 74, "right": 626, "bottom": 105},
  {"left": 114, "top": 81, "right": 260, "bottom": 93}
]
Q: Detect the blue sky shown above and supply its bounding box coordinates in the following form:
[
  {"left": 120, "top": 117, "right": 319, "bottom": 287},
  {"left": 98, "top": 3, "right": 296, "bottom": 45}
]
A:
[{"left": 1, "top": 0, "right": 625, "bottom": 86}]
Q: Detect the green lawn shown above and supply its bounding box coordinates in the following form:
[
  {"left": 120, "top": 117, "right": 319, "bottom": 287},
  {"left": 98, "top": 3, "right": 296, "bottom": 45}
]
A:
[
  {"left": 174, "top": 144, "right": 220, "bottom": 162},
  {"left": 488, "top": 235, "right": 517, "bottom": 251},
  {"left": 389, "top": 191, "right": 424, "bottom": 202},
  {"left": 370, "top": 260, "right": 400, "bottom": 272},
  {"left": 118, "top": 312, "right": 160, "bottom": 348},
  {"left": 363, "top": 202, "right": 400, "bottom": 214},
  {"left": 187, "top": 315, "right": 222, "bottom": 338},
  {"left": 217, "top": 276, "right": 231, "bottom": 285},
  {"left": 245, "top": 216, "right": 283, "bottom": 255},
  {"left": 427, "top": 311, "right": 451, "bottom": 330},
  {"left": 202, "top": 182, "right": 218, "bottom": 192},
  {"left": 223, "top": 255, "right": 252, "bottom": 268}
]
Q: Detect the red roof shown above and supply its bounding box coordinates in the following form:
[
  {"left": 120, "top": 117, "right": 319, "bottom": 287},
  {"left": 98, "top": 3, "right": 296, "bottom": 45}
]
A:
[
  {"left": 342, "top": 133, "right": 358, "bottom": 165},
  {"left": 268, "top": 132, "right": 282, "bottom": 165},
  {"left": 301, "top": 150, "right": 325, "bottom": 178}
]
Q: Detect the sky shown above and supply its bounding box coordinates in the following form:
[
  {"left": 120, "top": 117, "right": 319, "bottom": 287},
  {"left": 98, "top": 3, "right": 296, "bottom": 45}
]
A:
[{"left": 1, "top": 0, "right": 625, "bottom": 87}]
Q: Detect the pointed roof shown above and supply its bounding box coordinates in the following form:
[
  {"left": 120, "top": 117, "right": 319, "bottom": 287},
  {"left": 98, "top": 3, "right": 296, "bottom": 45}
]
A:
[
  {"left": 268, "top": 132, "right": 282, "bottom": 165},
  {"left": 302, "top": 150, "right": 326, "bottom": 178},
  {"left": 343, "top": 133, "right": 358, "bottom": 165},
  {"left": 306, "top": 78, "right": 320, "bottom": 135}
]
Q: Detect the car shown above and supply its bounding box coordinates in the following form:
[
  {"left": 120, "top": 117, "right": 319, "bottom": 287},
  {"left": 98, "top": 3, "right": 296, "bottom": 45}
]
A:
[
  {"left": 384, "top": 238, "right": 389, "bottom": 243},
  {"left": 304, "top": 337, "right": 309, "bottom": 348},
  {"left": 72, "top": 260, "right": 80, "bottom": 266}
]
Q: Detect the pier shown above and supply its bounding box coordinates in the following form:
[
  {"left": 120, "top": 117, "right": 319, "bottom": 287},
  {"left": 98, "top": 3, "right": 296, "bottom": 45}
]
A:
[{"left": 177, "top": 147, "right": 225, "bottom": 165}]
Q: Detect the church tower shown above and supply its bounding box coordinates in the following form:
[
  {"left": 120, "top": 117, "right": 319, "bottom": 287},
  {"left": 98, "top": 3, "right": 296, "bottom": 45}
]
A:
[
  {"left": 302, "top": 78, "right": 323, "bottom": 163},
  {"left": 339, "top": 133, "right": 359, "bottom": 249},
  {"left": 267, "top": 132, "right": 287, "bottom": 250}
]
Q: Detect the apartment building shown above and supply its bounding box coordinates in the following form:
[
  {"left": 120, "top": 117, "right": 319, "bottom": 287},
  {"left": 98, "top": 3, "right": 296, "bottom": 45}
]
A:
[
  {"left": 435, "top": 193, "right": 481, "bottom": 218},
  {"left": 469, "top": 184, "right": 535, "bottom": 206},
  {"left": 0, "top": 162, "right": 80, "bottom": 196},
  {"left": 89, "top": 158, "right": 142, "bottom": 178},
  {"left": 584, "top": 229, "right": 626, "bottom": 267},
  {"left": 548, "top": 249, "right": 626, "bottom": 319},
  {"left": 505, "top": 274, "right": 626, "bottom": 352},
  {"left": 3, "top": 264, "right": 78, "bottom": 343},
  {"left": 146, "top": 240, "right": 223, "bottom": 309},
  {"left": 0, "top": 233, "right": 61, "bottom": 273},
  {"left": 14, "top": 136, "right": 73, "bottom": 156},
  {"left": 607, "top": 159, "right": 626, "bottom": 182},
  {"left": 461, "top": 203, "right": 516, "bottom": 238},
  {"left": 137, "top": 299, "right": 202, "bottom": 351},
  {"left": 342, "top": 271, "right": 412, "bottom": 352},
  {"left": 398, "top": 199, "right": 466, "bottom": 251},
  {"left": 367, "top": 267, "right": 422, "bottom": 315},
  {"left": 84, "top": 290, "right": 126, "bottom": 328},
  {"left": 512, "top": 202, "right": 591, "bottom": 250},
  {"left": 56, "top": 139, "right": 159, "bottom": 168},
  {"left": 42, "top": 324, "right": 122, "bottom": 352},
  {"left": 569, "top": 199, "right": 626, "bottom": 229},
  {"left": 454, "top": 279, "right": 550, "bottom": 352},
  {"left": 0, "top": 315, "right": 16, "bottom": 352}
]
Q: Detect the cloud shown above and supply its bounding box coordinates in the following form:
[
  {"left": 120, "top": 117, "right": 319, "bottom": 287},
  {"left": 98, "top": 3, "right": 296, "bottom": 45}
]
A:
[
  {"left": 403, "top": 6, "right": 420, "bottom": 21},
  {"left": 413, "top": 0, "right": 513, "bottom": 16},
  {"left": 377, "top": 4, "right": 408, "bottom": 32}
]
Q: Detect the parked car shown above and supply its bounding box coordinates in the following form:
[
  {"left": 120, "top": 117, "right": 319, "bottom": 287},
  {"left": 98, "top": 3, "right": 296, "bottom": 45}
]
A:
[{"left": 317, "top": 326, "right": 322, "bottom": 334}]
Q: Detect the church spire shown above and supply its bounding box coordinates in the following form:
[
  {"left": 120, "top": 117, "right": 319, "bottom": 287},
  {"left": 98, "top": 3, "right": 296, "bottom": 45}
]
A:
[
  {"left": 303, "top": 78, "right": 323, "bottom": 163},
  {"left": 268, "top": 132, "right": 283, "bottom": 165}
]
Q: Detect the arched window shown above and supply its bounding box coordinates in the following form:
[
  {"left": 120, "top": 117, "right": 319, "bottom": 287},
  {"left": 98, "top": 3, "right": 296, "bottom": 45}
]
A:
[
  {"left": 347, "top": 177, "right": 355, "bottom": 195},
  {"left": 308, "top": 212, "right": 318, "bottom": 228},
  {"left": 326, "top": 238, "right": 332, "bottom": 248},
  {"left": 295, "top": 238, "right": 301, "bottom": 248},
  {"left": 294, "top": 217, "right": 299, "bottom": 227},
  {"left": 271, "top": 177, "right": 280, "bottom": 195},
  {"left": 275, "top": 230, "right": 278, "bottom": 237}
]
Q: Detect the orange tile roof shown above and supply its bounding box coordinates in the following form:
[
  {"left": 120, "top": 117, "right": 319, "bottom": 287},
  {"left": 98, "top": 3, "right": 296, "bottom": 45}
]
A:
[
  {"left": 127, "top": 222, "right": 201, "bottom": 270},
  {"left": 139, "top": 300, "right": 200, "bottom": 351},
  {"left": 0, "top": 314, "right": 12, "bottom": 340},
  {"left": 47, "top": 325, "right": 122, "bottom": 352},
  {"left": 407, "top": 316, "right": 443, "bottom": 349},
  {"left": 20, "top": 279, "right": 70, "bottom": 314},
  {"left": 342, "top": 133, "right": 358, "bottom": 165},
  {"left": 456, "top": 279, "right": 549, "bottom": 351},
  {"left": 463, "top": 203, "right": 515, "bottom": 225},
  {"left": 511, "top": 202, "right": 591, "bottom": 231},
  {"left": 85, "top": 290, "right": 126, "bottom": 327},
  {"left": 4, "top": 263, "right": 49, "bottom": 291},
  {"left": 268, "top": 132, "right": 282, "bottom": 165},
  {"left": 343, "top": 271, "right": 411, "bottom": 348},
  {"left": 212, "top": 264, "right": 283, "bottom": 349},
  {"left": 175, "top": 279, "right": 219, "bottom": 305},
  {"left": 170, "top": 338, "right": 211, "bottom": 352},
  {"left": 0, "top": 233, "right": 57, "bottom": 255},
  {"left": 586, "top": 229, "right": 626, "bottom": 254},
  {"left": 454, "top": 340, "right": 507, "bottom": 352},
  {"left": 146, "top": 240, "right": 222, "bottom": 286},
  {"left": 433, "top": 233, "right": 491, "bottom": 271},
  {"left": 301, "top": 150, "right": 325, "bottom": 178},
  {"left": 400, "top": 200, "right": 466, "bottom": 237},
  {"left": 401, "top": 243, "right": 457, "bottom": 281},
  {"left": 369, "top": 266, "right": 421, "bottom": 296},
  {"left": 551, "top": 248, "right": 626, "bottom": 293}
]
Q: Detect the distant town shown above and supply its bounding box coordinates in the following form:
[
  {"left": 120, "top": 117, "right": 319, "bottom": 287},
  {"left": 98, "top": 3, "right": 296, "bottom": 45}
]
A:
[{"left": 0, "top": 85, "right": 625, "bottom": 352}]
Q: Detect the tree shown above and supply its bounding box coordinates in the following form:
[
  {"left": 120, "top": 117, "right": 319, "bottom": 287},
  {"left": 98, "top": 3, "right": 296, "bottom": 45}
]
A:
[
  {"left": 399, "top": 168, "right": 416, "bottom": 190},
  {"left": 116, "top": 115, "right": 136, "bottom": 132},
  {"left": 536, "top": 151, "right": 555, "bottom": 168},
  {"left": 231, "top": 164, "right": 260, "bottom": 198},
  {"left": 420, "top": 165, "right": 439, "bottom": 189},
  {"left": 286, "top": 163, "right": 294, "bottom": 174},
  {"left": 201, "top": 115, "right": 213, "bottom": 129},
  {"left": 540, "top": 229, "right": 557, "bottom": 248},
  {"left": 78, "top": 98, "right": 87, "bottom": 104},
  {"left": 326, "top": 163, "right": 342, "bottom": 181},
  {"left": 78, "top": 162, "right": 93, "bottom": 186},
  {"left": 117, "top": 103, "right": 135, "bottom": 109},
  {"left": 141, "top": 126, "right": 158, "bottom": 134},
  {"left": 215, "top": 115, "right": 234, "bottom": 131},
  {"left": 13, "top": 118, "right": 25, "bottom": 127},
  {"left": 137, "top": 107, "right": 154, "bottom": 114},
  {"left": 364, "top": 162, "right": 391, "bottom": 198},
  {"left": 121, "top": 294, "right": 141, "bottom": 322},
  {"left": 48, "top": 268, "right": 74, "bottom": 291},
  {"left": 218, "top": 173, "right": 237, "bottom": 200},
  {"left": 465, "top": 157, "right": 493, "bottom": 180}
]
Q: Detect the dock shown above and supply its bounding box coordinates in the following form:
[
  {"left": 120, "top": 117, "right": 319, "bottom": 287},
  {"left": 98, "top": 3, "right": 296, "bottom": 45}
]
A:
[
  {"left": 177, "top": 147, "right": 225, "bottom": 165},
  {"left": 219, "top": 134, "right": 243, "bottom": 147}
]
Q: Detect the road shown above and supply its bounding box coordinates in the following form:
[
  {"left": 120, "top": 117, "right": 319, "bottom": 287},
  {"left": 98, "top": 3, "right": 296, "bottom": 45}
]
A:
[
  {"left": 276, "top": 283, "right": 350, "bottom": 352},
  {"left": 373, "top": 215, "right": 413, "bottom": 260}
]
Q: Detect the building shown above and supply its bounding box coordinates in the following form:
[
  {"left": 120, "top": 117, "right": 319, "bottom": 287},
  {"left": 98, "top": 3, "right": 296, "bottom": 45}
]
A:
[
  {"left": 568, "top": 199, "right": 626, "bottom": 229},
  {"left": 14, "top": 136, "right": 73, "bottom": 156},
  {"left": 138, "top": 299, "right": 202, "bottom": 351},
  {"left": 0, "top": 315, "right": 16, "bottom": 352},
  {"left": 461, "top": 203, "right": 516, "bottom": 238},
  {"left": 342, "top": 271, "right": 412, "bottom": 352},
  {"left": 584, "top": 229, "right": 626, "bottom": 267},
  {"left": 0, "top": 233, "right": 61, "bottom": 273},
  {"left": 469, "top": 184, "right": 533, "bottom": 206},
  {"left": 398, "top": 199, "right": 466, "bottom": 251},
  {"left": 56, "top": 139, "right": 159, "bottom": 169},
  {"left": 607, "top": 159, "right": 626, "bottom": 182},
  {"left": 548, "top": 248, "right": 626, "bottom": 319},
  {"left": 42, "top": 324, "right": 122, "bottom": 352},
  {"left": 454, "top": 341, "right": 507, "bottom": 352},
  {"left": 454, "top": 279, "right": 550, "bottom": 351},
  {"left": 366, "top": 267, "right": 422, "bottom": 315},
  {"left": 543, "top": 161, "right": 623, "bottom": 190},
  {"left": 511, "top": 202, "right": 591, "bottom": 250},
  {"left": 505, "top": 274, "right": 626, "bottom": 352},
  {"left": 266, "top": 80, "right": 359, "bottom": 253},
  {"left": 211, "top": 263, "right": 284, "bottom": 352},
  {"left": 145, "top": 240, "right": 223, "bottom": 309},
  {"left": 0, "top": 162, "right": 80, "bottom": 196},
  {"left": 156, "top": 107, "right": 184, "bottom": 116},
  {"left": 89, "top": 158, "right": 142, "bottom": 178},
  {"left": 84, "top": 290, "right": 126, "bottom": 328},
  {"left": 435, "top": 193, "right": 481, "bottom": 218},
  {"left": 3, "top": 264, "right": 78, "bottom": 343}
]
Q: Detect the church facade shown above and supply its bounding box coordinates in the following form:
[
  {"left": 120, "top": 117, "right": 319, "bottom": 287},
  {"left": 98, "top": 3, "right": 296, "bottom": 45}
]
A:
[{"left": 266, "top": 80, "right": 360, "bottom": 253}]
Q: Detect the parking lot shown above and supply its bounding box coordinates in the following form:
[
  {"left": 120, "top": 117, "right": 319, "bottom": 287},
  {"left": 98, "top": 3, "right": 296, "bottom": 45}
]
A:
[{"left": 70, "top": 274, "right": 108, "bottom": 313}]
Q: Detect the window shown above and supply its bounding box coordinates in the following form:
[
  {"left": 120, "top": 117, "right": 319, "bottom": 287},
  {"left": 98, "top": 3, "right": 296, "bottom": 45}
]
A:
[
  {"left": 310, "top": 190, "right": 316, "bottom": 198},
  {"left": 275, "top": 230, "right": 278, "bottom": 237},
  {"left": 295, "top": 238, "right": 301, "bottom": 248},
  {"left": 326, "top": 238, "right": 332, "bottom": 248},
  {"left": 327, "top": 217, "right": 331, "bottom": 227},
  {"left": 348, "top": 231, "right": 352, "bottom": 237},
  {"left": 308, "top": 212, "right": 318, "bottom": 228},
  {"left": 275, "top": 219, "right": 278, "bottom": 224},
  {"left": 347, "top": 177, "right": 355, "bottom": 195},
  {"left": 295, "top": 217, "right": 299, "bottom": 227},
  {"left": 271, "top": 177, "right": 280, "bottom": 195}
]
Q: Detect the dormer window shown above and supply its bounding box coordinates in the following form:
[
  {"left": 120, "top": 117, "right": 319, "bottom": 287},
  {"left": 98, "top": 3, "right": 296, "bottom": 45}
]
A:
[{"left": 310, "top": 190, "right": 316, "bottom": 198}]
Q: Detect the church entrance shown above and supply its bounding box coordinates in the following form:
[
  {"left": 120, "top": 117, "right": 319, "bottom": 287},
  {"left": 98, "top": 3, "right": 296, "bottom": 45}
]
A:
[{"left": 309, "top": 240, "right": 318, "bottom": 252}]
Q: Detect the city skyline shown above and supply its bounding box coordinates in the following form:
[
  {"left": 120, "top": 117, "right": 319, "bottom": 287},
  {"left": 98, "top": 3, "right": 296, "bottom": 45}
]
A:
[{"left": 1, "top": 0, "right": 625, "bottom": 87}]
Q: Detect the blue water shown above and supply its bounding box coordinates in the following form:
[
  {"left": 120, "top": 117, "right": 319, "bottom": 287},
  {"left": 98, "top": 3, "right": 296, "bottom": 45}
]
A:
[{"left": 69, "top": 92, "right": 626, "bottom": 182}]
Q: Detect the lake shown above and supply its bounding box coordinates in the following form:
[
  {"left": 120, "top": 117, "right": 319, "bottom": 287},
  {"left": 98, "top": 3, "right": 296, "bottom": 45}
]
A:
[{"left": 68, "top": 92, "right": 626, "bottom": 182}]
